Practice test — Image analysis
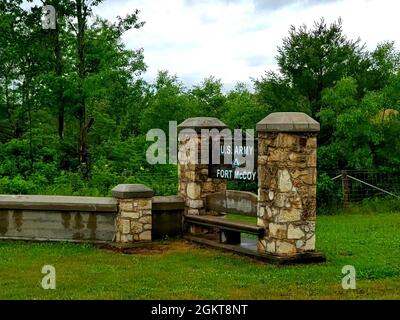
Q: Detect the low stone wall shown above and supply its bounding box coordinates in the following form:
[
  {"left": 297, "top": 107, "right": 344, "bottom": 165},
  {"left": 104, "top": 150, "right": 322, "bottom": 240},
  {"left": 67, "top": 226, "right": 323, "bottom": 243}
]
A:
[
  {"left": 0, "top": 191, "right": 186, "bottom": 244},
  {"left": 0, "top": 195, "right": 117, "bottom": 242}
]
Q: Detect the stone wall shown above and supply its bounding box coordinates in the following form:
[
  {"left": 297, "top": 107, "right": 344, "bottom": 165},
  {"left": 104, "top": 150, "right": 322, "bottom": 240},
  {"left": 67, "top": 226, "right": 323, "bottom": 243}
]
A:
[
  {"left": 256, "top": 113, "right": 319, "bottom": 256},
  {"left": 0, "top": 187, "right": 186, "bottom": 244}
]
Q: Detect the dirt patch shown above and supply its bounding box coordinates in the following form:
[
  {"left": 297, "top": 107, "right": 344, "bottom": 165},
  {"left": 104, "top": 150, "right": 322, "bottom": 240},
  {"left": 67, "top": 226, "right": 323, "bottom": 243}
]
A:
[{"left": 98, "top": 239, "right": 200, "bottom": 256}]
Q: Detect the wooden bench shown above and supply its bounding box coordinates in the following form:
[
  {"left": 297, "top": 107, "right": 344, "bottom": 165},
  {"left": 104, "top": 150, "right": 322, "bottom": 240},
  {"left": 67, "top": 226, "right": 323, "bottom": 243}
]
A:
[{"left": 184, "top": 214, "right": 264, "bottom": 245}]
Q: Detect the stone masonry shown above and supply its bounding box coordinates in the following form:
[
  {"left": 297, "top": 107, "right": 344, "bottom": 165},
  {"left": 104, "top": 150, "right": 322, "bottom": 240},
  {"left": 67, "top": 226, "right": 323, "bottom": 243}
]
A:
[
  {"left": 112, "top": 184, "right": 153, "bottom": 243},
  {"left": 256, "top": 112, "right": 320, "bottom": 256},
  {"left": 177, "top": 118, "right": 227, "bottom": 219}
]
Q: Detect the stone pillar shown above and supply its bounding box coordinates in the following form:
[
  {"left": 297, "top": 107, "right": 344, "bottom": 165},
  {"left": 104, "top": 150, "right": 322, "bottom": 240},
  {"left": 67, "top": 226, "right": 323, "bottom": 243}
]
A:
[
  {"left": 256, "top": 112, "right": 320, "bottom": 256},
  {"left": 177, "top": 117, "right": 227, "bottom": 218},
  {"left": 112, "top": 184, "right": 153, "bottom": 243}
]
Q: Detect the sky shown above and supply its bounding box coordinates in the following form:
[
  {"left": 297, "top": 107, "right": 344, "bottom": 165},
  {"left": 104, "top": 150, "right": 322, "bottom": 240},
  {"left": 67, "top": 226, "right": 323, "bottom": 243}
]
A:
[{"left": 34, "top": 0, "right": 400, "bottom": 91}]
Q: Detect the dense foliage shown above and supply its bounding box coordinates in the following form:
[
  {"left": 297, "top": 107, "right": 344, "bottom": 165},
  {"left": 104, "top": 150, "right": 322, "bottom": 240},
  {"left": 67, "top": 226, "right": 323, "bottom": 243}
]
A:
[{"left": 1, "top": 2, "right": 399, "bottom": 197}]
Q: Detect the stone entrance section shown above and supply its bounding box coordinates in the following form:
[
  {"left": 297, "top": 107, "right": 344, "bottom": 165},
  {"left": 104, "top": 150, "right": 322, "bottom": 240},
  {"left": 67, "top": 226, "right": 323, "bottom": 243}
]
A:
[
  {"left": 177, "top": 118, "right": 227, "bottom": 228},
  {"left": 256, "top": 112, "right": 320, "bottom": 256},
  {"left": 112, "top": 184, "right": 153, "bottom": 243}
]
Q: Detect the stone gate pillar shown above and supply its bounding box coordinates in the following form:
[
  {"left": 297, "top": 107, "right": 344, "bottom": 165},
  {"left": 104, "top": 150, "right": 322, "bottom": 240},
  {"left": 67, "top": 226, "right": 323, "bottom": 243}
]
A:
[
  {"left": 256, "top": 113, "right": 320, "bottom": 256},
  {"left": 112, "top": 184, "right": 153, "bottom": 243},
  {"left": 177, "top": 117, "right": 227, "bottom": 219}
]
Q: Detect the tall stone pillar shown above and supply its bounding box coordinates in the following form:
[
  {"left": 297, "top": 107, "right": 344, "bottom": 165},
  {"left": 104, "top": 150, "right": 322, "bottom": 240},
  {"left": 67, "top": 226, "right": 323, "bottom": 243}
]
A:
[
  {"left": 177, "top": 117, "right": 227, "bottom": 218},
  {"left": 112, "top": 184, "right": 153, "bottom": 243},
  {"left": 256, "top": 113, "right": 320, "bottom": 256}
]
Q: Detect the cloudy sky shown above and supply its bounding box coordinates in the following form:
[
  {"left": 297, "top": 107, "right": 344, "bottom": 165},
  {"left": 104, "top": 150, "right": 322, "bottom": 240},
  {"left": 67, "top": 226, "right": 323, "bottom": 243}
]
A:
[{"left": 52, "top": 0, "right": 400, "bottom": 90}]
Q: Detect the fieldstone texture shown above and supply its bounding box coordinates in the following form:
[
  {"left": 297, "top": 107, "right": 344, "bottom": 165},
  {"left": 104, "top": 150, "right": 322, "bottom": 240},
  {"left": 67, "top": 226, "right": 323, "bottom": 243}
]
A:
[
  {"left": 178, "top": 119, "right": 227, "bottom": 219},
  {"left": 257, "top": 114, "right": 319, "bottom": 256},
  {"left": 114, "top": 184, "right": 153, "bottom": 243}
]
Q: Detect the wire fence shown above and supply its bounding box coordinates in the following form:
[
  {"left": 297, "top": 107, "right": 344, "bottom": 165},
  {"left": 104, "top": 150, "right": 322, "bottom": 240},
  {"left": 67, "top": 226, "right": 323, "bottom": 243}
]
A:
[
  {"left": 320, "top": 170, "right": 400, "bottom": 208},
  {"left": 132, "top": 168, "right": 400, "bottom": 209}
]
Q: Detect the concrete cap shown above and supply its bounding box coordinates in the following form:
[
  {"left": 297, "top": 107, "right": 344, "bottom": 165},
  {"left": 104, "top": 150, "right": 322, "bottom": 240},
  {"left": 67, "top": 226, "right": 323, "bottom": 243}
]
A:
[
  {"left": 0, "top": 195, "right": 117, "bottom": 212},
  {"left": 112, "top": 184, "right": 153, "bottom": 199},
  {"left": 152, "top": 195, "right": 185, "bottom": 211},
  {"left": 256, "top": 112, "right": 320, "bottom": 132},
  {"left": 178, "top": 117, "right": 227, "bottom": 132}
]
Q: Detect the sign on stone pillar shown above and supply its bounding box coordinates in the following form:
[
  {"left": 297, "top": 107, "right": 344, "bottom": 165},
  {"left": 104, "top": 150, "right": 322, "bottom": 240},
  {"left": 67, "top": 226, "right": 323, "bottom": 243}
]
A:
[
  {"left": 208, "top": 137, "right": 258, "bottom": 182},
  {"left": 177, "top": 117, "right": 228, "bottom": 217},
  {"left": 256, "top": 113, "right": 320, "bottom": 256}
]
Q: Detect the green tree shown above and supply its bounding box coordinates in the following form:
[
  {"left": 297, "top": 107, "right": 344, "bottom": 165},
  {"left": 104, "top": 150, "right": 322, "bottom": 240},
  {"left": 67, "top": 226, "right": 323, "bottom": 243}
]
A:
[
  {"left": 140, "top": 71, "right": 191, "bottom": 133},
  {"left": 190, "top": 76, "right": 226, "bottom": 118},
  {"left": 222, "top": 83, "right": 265, "bottom": 130},
  {"left": 318, "top": 75, "right": 400, "bottom": 171},
  {"left": 256, "top": 18, "right": 367, "bottom": 119},
  {"left": 254, "top": 71, "right": 311, "bottom": 114},
  {"left": 363, "top": 41, "right": 400, "bottom": 92}
]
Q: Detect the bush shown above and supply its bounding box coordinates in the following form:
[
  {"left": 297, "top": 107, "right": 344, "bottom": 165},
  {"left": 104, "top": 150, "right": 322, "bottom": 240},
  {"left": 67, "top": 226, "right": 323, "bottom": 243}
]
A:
[
  {"left": 317, "top": 173, "right": 342, "bottom": 213},
  {"left": 0, "top": 176, "right": 37, "bottom": 194}
]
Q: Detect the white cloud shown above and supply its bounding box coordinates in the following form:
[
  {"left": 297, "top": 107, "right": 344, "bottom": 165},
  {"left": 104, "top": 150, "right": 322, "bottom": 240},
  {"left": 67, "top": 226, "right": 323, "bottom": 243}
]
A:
[{"left": 91, "top": 0, "right": 400, "bottom": 90}]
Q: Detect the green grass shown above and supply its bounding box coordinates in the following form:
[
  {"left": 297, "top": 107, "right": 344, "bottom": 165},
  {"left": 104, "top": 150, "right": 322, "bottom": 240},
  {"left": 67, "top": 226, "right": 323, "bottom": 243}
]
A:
[{"left": 1, "top": 211, "right": 400, "bottom": 299}]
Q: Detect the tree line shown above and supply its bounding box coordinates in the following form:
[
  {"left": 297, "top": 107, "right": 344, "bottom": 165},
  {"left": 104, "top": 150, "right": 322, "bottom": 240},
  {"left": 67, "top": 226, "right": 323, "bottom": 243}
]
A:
[{"left": 1, "top": 1, "right": 399, "bottom": 197}]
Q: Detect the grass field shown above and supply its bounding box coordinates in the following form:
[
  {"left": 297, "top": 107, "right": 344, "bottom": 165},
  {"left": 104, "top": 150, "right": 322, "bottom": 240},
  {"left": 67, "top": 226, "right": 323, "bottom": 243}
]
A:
[{"left": 0, "top": 211, "right": 399, "bottom": 300}]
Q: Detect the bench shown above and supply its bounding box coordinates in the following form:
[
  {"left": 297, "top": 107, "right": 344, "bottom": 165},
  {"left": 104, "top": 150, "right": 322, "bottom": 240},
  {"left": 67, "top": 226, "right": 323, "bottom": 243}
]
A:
[{"left": 184, "top": 214, "right": 264, "bottom": 245}]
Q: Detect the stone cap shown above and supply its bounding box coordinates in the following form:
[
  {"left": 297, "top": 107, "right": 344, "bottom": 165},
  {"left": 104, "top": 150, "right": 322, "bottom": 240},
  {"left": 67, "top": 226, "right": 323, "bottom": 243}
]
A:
[
  {"left": 256, "top": 112, "right": 320, "bottom": 132},
  {"left": 112, "top": 184, "right": 153, "bottom": 199},
  {"left": 178, "top": 117, "right": 227, "bottom": 132}
]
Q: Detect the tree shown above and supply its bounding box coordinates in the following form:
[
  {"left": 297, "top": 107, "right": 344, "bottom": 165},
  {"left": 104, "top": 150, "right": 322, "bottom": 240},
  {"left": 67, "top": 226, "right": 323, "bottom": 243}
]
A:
[
  {"left": 361, "top": 41, "right": 400, "bottom": 92},
  {"left": 0, "top": 0, "right": 147, "bottom": 189},
  {"left": 222, "top": 83, "right": 265, "bottom": 130},
  {"left": 140, "top": 71, "right": 191, "bottom": 133},
  {"left": 40, "top": 0, "right": 74, "bottom": 140},
  {"left": 0, "top": 0, "right": 27, "bottom": 140},
  {"left": 190, "top": 76, "right": 226, "bottom": 118},
  {"left": 258, "top": 18, "right": 366, "bottom": 119},
  {"left": 254, "top": 71, "right": 311, "bottom": 114},
  {"left": 318, "top": 75, "right": 400, "bottom": 171},
  {"left": 84, "top": 17, "right": 146, "bottom": 142},
  {"left": 61, "top": 0, "right": 145, "bottom": 178}
]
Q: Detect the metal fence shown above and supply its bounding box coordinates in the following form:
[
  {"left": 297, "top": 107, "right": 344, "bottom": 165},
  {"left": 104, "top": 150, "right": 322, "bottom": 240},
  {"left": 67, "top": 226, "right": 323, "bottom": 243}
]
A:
[
  {"left": 229, "top": 169, "right": 400, "bottom": 208},
  {"left": 134, "top": 167, "right": 400, "bottom": 207},
  {"left": 322, "top": 170, "right": 400, "bottom": 207}
]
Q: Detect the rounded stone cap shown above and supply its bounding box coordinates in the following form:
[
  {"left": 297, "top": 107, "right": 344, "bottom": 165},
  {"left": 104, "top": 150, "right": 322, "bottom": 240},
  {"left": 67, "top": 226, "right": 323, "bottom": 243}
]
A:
[
  {"left": 178, "top": 117, "right": 227, "bottom": 132},
  {"left": 112, "top": 184, "right": 153, "bottom": 199},
  {"left": 256, "top": 112, "right": 320, "bottom": 132}
]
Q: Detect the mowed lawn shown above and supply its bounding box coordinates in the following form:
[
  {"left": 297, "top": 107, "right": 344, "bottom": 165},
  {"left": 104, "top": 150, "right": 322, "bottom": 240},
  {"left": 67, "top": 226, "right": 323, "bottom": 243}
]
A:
[{"left": 0, "top": 212, "right": 400, "bottom": 300}]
